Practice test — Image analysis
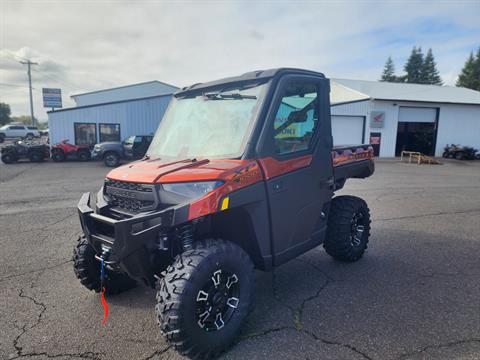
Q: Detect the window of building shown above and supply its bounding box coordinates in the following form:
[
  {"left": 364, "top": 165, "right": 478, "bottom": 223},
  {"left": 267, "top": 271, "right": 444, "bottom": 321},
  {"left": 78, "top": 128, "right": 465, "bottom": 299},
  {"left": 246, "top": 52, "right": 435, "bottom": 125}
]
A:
[
  {"left": 99, "top": 123, "right": 121, "bottom": 142},
  {"left": 74, "top": 123, "right": 97, "bottom": 145},
  {"left": 273, "top": 82, "right": 319, "bottom": 155}
]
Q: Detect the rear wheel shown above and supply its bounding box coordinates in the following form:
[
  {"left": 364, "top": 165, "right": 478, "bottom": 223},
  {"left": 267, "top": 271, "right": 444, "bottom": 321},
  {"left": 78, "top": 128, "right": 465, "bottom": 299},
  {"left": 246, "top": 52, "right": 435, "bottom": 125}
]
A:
[
  {"left": 156, "top": 239, "right": 255, "bottom": 359},
  {"left": 73, "top": 236, "right": 136, "bottom": 294},
  {"left": 1, "top": 152, "right": 16, "bottom": 164},
  {"left": 51, "top": 150, "right": 65, "bottom": 162},
  {"left": 104, "top": 152, "right": 120, "bottom": 167},
  {"left": 28, "top": 151, "right": 44, "bottom": 162},
  {"left": 324, "top": 195, "right": 371, "bottom": 262},
  {"left": 78, "top": 150, "right": 91, "bottom": 161},
  {"left": 26, "top": 133, "right": 34, "bottom": 140}
]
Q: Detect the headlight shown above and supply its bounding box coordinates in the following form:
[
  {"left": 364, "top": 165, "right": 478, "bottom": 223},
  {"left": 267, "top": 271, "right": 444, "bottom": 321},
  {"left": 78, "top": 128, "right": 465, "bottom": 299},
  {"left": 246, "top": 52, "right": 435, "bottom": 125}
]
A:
[{"left": 162, "top": 181, "right": 223, "bottom": 198}]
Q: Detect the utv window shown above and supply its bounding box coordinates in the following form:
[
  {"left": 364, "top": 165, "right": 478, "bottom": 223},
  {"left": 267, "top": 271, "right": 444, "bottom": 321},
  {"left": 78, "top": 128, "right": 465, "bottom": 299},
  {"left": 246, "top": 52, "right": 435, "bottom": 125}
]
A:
[
  {"left": 99, "top": 123, "right": 121, "bottom": 142},
  {"left": 273, "top": 82, "right": 319, "bottom": 155},
  {"left": 148, "top": 82, "right": 267, "bottom": 160}
]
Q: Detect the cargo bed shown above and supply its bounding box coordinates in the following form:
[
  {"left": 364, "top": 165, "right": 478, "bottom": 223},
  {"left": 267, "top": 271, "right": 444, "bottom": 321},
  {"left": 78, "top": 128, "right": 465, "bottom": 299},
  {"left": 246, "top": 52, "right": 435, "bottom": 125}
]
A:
[{"left": 332, "top": 144, "right": 375, "bottom": 190}]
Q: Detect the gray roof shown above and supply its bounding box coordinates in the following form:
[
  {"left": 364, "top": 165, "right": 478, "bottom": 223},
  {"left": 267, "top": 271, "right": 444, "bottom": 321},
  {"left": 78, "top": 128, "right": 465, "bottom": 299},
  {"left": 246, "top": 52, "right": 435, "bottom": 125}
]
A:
[
  {"left": 71, "top": 80, "right": 178, "bottom": 98},
  {"left": 332, "top": 78, "right": 480, "bottom": 105}
]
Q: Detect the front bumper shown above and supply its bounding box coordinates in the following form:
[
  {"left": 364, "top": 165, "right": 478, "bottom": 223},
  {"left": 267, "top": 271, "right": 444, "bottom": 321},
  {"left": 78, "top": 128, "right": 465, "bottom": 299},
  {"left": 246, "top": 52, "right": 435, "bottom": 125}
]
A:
[
  {"left": 91, "top": 149, "right": 103, "bottom": 160},
  {"left": 77, "top": 192, "right": 189, "bottom": 284}
]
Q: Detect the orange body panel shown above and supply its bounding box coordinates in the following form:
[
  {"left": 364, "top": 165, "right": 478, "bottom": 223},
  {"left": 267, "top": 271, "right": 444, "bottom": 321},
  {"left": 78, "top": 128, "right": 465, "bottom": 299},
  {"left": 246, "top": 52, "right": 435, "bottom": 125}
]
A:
[{"left": 106, "top": 147, "right": 372, "bottom": 221}]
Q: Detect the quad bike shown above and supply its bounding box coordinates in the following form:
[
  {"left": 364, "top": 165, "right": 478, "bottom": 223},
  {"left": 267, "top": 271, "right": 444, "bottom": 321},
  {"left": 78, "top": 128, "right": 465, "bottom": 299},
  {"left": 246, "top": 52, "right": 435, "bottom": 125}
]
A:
[
  {"left": 442, "top": 144, "right": 478, "bottom": 160},
  {"left": 1, "top": 140, "right": 50, "bottom": 164},
  {"left": 73, "top": 68, "right": 375, "bottom": 359},
  {"left": 51, "top": 139, "right": 91, "bottom": 162}
]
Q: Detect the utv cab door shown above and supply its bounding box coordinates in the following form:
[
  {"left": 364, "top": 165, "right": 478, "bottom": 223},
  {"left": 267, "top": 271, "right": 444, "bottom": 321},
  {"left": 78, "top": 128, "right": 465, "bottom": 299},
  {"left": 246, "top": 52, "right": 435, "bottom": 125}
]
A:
[{"left": 258, "top": 75, "right": 334, "bottom": 266}]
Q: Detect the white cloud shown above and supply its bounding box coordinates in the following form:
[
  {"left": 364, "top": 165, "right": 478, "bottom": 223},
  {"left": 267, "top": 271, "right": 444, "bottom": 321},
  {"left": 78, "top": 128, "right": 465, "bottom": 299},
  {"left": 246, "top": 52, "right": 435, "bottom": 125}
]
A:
[{"left": 1, "top": 0, "right": 479, "bottom": 120}]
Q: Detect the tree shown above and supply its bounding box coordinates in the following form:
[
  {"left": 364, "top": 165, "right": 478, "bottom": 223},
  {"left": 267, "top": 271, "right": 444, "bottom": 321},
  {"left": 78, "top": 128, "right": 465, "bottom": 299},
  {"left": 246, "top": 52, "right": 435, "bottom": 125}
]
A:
[
  {"left": 380, "top": 57, "right": 396, "bottom": 82},
  {"left": 456, "top": 49, "right": 480, "bottom": 91},
  {"left": 422, "top": 48, "right": 443, "bottom": 85},
  {"left": 0, "top": 102, "right": 11, "bottom": 126},
  {"left": 404, "top": 46, "right": 425, "bottom": 84}
]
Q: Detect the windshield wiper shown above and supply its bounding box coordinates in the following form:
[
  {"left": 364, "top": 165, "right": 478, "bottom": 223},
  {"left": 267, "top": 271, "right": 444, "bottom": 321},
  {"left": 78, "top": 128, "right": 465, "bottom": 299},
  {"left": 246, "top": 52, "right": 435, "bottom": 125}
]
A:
[{"left": 203, "top": 92, "right": 257, "bottom": 100}]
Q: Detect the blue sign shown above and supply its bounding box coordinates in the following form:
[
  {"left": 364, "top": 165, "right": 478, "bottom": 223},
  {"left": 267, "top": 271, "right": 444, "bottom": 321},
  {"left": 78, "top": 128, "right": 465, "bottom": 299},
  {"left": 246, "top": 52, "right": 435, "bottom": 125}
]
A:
[{"left": 42, "top": 88, "right": 62, "bottom": 108}]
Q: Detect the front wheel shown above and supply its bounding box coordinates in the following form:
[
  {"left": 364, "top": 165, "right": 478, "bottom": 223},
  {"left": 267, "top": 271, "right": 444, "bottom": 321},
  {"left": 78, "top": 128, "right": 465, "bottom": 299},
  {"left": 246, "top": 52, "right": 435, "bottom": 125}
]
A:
[
  {"left": 455, "top": 152, "right": 465, "bottom": 160},
  {"left": 1, "top": 152, "right": 16, "bottom": 164},
  {"left": 26, "top": 133, "right": 34, "bottom": 140},
  {"left": 78, "top": 150, "right": 91, "bottom": 161},
  {"left": 156, "top": 239, "right": 255, "bottom": 359},
  {"left": 324, "top": 195, "right": 371, "bottom": 262},
  {"left": 51, "top": 150, "right": 65, "bottom": 162},
  {"left": 73, "top": 236, "right": 136, "bottom": 294},
  {"left": 104, "top": 152, "right": 120, "bottom": 167}
]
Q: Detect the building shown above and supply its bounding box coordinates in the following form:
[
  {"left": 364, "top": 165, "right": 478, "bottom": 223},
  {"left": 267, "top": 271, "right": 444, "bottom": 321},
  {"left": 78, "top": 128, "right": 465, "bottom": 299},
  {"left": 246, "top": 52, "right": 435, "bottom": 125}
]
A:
[
  {"left": 48, "top": 81, "right": 178, "bottom": 146},
  {"left": 330, "top": 79, "right": 480, "bottom": 157},
  {"left": 48, "top": 76, "right": 480, "bottom": 158}
]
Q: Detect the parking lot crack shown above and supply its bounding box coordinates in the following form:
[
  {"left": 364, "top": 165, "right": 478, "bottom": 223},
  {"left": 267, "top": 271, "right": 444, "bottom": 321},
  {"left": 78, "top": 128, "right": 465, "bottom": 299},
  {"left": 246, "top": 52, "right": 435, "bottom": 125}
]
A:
[
  {"left": 374, "top": 208, "right": 480, "bottom": 222},
  {"left": 396, "top": 338, "right": 480, "bottom": 359},
  {"left": 142, "top": 345, "right": 172, "bottom": 360},
  {"left": 0, "top": 259, "right": 72, "bottom": 284},
  {"left": 302, "top": 329, "right": 373, "bottom": 360}
]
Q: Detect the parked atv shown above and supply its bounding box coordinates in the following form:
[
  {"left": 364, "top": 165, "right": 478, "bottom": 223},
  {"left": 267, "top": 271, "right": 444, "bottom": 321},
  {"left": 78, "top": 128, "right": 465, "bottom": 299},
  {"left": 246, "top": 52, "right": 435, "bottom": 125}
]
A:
[
  {"left": 51, "top": 139, "right": 91, "bottom": 162},
  {"left": 73, "top": 68, "right": 375, "bottom": 359},
  {"left": 442, "top": 144, "right": 478, "bottom": 160},
  {"left": 1, "top": 140, "right": 50, "bottom": 164}
]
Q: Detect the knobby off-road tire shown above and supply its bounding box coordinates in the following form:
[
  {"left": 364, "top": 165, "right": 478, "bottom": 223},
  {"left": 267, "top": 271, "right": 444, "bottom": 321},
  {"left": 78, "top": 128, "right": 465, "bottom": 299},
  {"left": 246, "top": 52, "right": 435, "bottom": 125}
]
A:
[
  {"left": 156, "top": 239, "right": 255, "bottom": 359},
  {"left": 73, "top": 236, "right": 136, "bottom": 295},
  {"left": 78, "top": 150, "right": 91, "bottom": 161},
  {"left": 51, "top": 150, "right": 65, "bottom": 162},
  {"left": 1, "top": 153, "right": 16, "bottom": 164},
  {"left": 324, "top": 195, "right": 371, "bottom": 262},
  {"left": 28, "top": 151, "right": 44, "bottom": 162}
]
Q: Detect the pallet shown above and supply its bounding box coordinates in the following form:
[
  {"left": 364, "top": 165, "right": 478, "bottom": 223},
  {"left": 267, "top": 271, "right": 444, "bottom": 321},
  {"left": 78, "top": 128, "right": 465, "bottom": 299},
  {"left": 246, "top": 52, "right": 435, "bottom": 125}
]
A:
[{"left": 400, "top": 151, "right": 442, "bottom": 165}]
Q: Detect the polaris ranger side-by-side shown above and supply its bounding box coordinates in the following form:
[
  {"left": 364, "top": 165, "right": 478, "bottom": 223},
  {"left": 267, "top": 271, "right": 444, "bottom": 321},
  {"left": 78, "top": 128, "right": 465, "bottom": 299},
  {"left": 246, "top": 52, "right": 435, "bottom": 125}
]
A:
[{"left": 74, "top": 68, "right": 374, "bottom": 359}]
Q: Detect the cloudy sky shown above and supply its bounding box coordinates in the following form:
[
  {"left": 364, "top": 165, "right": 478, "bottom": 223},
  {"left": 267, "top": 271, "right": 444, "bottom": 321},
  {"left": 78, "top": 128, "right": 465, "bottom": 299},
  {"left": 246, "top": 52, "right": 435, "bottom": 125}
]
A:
[{"left": 1, "top": 0, "right": 479, "bottom": 121}]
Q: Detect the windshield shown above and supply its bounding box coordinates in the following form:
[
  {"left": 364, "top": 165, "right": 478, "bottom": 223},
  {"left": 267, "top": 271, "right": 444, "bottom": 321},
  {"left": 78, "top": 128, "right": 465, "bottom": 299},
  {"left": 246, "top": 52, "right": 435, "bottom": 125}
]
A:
[{"left": 147, "top": 82, "right": 267, "bottom": 160}]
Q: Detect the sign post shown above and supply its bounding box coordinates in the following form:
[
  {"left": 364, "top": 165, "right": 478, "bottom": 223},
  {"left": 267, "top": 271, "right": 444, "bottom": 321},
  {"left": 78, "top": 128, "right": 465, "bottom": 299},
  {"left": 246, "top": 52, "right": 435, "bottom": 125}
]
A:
[{"left": 42, "top": 88, "right": 62, "bottom": 110}]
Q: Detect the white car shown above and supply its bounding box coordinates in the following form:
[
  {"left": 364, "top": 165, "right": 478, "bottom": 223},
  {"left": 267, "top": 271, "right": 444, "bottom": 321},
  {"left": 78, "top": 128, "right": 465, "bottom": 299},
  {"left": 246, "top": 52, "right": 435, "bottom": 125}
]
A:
[{"left": 0, "top": 123, "right": 40, "bottom": 143}]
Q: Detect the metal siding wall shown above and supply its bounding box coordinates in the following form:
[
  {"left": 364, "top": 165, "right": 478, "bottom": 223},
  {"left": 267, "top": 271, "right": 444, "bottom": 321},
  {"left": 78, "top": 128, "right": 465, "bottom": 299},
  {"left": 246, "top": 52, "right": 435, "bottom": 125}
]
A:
[
  {"left": 369, "top": 100, "right": 399, "bottom": 157},
  {"left": 48, "top": 95, "right": 171, "bottom": 145}
]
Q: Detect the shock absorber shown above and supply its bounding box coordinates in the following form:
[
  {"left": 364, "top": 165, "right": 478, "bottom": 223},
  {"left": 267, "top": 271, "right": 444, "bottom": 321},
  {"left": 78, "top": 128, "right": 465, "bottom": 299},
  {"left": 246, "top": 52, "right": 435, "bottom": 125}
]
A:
[{"left": 179, "top": 223, "right": 194, "bottom": 251}]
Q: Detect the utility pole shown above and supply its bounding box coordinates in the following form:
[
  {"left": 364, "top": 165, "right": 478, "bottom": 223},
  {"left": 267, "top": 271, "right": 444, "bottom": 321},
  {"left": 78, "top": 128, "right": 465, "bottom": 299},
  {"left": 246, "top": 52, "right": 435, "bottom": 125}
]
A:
[{"left": 20, "top": 60, "right": 38, "bottom": 126}]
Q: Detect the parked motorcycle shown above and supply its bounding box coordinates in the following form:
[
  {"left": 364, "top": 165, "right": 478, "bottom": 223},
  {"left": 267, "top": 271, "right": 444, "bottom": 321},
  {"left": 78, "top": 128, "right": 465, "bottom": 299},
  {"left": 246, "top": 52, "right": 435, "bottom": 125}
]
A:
[{"left": 442, "top": 144, "right": 478, "bottom": 160}]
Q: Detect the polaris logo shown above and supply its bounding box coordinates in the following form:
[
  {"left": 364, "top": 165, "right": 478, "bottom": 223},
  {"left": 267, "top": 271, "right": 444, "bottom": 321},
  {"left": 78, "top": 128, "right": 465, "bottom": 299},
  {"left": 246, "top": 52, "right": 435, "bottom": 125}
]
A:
[{"left": 108, "top": 188, "right": 137, "bottom": 199}]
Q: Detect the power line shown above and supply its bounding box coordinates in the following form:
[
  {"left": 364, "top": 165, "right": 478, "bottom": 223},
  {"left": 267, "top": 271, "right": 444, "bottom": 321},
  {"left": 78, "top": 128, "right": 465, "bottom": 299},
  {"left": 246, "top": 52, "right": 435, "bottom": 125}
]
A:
[{"left": 20, "top": 60, "right": 38, "bottom": 126}]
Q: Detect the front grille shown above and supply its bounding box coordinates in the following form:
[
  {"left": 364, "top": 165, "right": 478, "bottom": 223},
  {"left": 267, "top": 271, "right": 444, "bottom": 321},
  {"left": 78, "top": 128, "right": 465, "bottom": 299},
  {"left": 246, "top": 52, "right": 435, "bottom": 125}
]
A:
[
  {"left": 105, "top": 180, "right": 153, "bottom": 192},
  {"left": 108, "top": 195, "right": 155, "bottom": 212},
  {"left": 104, "top": 179, "right": 156, "bottom": 213}
]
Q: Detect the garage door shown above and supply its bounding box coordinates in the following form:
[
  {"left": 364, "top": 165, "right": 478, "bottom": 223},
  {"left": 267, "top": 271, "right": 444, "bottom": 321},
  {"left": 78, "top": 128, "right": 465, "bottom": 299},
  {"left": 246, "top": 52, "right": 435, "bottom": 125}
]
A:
[
  {"left": 331, "top": 116, "right": 364, "bottom": 145},
  {"left": 398, "top": 107, "right": 437, "bottom": 122}
]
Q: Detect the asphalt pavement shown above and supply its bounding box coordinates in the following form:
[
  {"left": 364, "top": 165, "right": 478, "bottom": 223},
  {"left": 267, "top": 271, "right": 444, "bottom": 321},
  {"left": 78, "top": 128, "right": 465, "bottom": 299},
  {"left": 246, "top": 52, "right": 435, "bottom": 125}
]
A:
[{"left": 0, "top": 158, "right": 479, "bottom": 360}]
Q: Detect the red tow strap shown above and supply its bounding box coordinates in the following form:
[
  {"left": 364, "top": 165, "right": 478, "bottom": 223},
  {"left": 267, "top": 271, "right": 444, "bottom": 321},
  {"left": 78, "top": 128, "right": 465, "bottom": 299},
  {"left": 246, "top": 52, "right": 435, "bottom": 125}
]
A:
[{"left": 101, "top": 287, "right": 109, "bottom": 325}]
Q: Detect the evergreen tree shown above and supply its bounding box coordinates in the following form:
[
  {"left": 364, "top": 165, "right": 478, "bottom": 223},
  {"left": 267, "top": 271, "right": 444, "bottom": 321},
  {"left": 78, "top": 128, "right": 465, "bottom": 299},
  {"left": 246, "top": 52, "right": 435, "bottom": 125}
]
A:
[
  {"left": 404, "top": 46, "right": 425, "bottom": 84},
  {"left": 457, "top": 48, "right": 480, "bottom": 91},
  {"left": 0, "top": 102, "right": 11, "bottom": 126},
  {"left": 422, "top": 48, "right": 443, "bottom": 85},
  {"left": 380, "top": 57, "right": 396, "bottom": 82}
]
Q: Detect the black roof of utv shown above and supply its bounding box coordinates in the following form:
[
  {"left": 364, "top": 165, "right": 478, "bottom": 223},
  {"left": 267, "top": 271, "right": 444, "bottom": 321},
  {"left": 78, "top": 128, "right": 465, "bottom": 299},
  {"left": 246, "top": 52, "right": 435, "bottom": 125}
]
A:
[{"left": 175, "top": 68, "right": 326, "bottom": 97}]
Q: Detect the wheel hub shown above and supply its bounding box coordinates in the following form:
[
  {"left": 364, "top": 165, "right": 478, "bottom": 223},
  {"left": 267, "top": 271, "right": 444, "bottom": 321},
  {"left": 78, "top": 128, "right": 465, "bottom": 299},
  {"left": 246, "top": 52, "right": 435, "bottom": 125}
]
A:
[
  {"left": 196, "top": 269, "right": 239, "bottom": 331},
  {"left": 350, "top": 212, "right": 365, "bottom": 247}
]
